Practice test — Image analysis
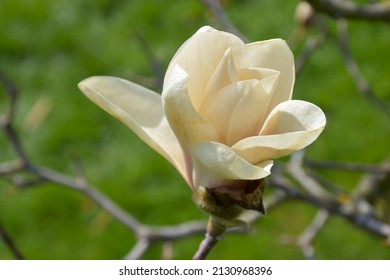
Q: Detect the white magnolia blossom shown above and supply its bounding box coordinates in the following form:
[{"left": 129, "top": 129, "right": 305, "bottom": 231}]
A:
[{"left": 79, "top": 26, "right": 326, "bottom": 197}]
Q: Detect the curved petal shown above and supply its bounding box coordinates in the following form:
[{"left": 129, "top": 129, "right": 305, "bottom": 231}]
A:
[
  {"left": 78, "top": 76, "right": 189, "bottom": 184},
  {"left": 192, "top": 141, "right": 273, "bottom": 189},
  {"left": 162, "top": 65, "right": 219, "bottom": 150},
  {"left": 226, "top": 70, "right": 280, "bottom": 146},
  {"left": 201, "top": 80, "right": 256, "bottom": 143},
  {"left": 260, "top": 100, "right": 326, "bottom": 135},
  {"left": 199, "top": 48, "right": 237, "bottom": 113},
  {"left": 232, "top": 100, "right": 326, "bottom": 164},
  {"left": 164, "top": 26, "right": 244, "bottom": 110},
  {"left": 232, "top": 39, "right": 295, "bottom": 115}
]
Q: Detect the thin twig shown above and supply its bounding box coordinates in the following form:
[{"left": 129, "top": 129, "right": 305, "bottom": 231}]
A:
[
  {"left": 124, "top": 238, "right": 151, "bottom": 260},
  {"left": 0, "top": 221, "right": 24, "bottom": 260},
  {"left": 34, "top": 166, "right": 145, "bottom": 233},
  {"left": 307, "top": 0, "right": 390, "bottom": 22},
  {"left": 1, "top": 77, "right": 209, "bottom": 259},
  {"left": 0, "top": 68, "right": 18, "bottom": 120},
  {"left": 0, "top": 160, "right": 24, "bottom": 175},
  {"left": 298, "top": 210, "right": 329, "bottom": 259},
  {"left": 281, "top": 209, "right": 329, "bottom": 259},
  {"left": 1, "top": 118, "right": 32, "bottom": 169},
  {"left": 337, "top": 18, "right": 390, "bottom": 118},
  {"left": 133, "top": 31, "right": 165, "bottom": 90},
  {"left": 202, "top": 0, "right": 249, "bottom": 42},
  {"left": 192, "top": 233, "right": 220, "bottom": 260},
  {"left": 295, "top": 33, "right": 327, "bottom": 74},
  {"left": 270, "top": 174, "right": 390, "bottom": 241},
  {"left": 306, "top": 158, "right": 390, "bottom": 174},
  {"left": 293, "top": 12, "right": 328, "bottom": 74},
  {"left": 287, "top": 151, "right": 332, "bottom": 199},
  {"left": 147, "top": 220, "right": 207, "bottom": 240},
  {"left": 192, "top": 216, "right": 226, "bottom": 260}
]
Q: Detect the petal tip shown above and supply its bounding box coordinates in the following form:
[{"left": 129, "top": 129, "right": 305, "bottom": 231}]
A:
[{"left": 197, "top": 26, "right": 216, "bottom": 33}]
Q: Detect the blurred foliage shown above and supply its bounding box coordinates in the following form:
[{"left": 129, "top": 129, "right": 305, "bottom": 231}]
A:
[{"left": 1, "top": 0, "right": 389, "bottom": 259}]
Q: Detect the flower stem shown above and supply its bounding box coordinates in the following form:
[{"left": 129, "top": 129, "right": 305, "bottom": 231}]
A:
[{"left": 192, "top": 216, "right": 226, "bottom": 260}]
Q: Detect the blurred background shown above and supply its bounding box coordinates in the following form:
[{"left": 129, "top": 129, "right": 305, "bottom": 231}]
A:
[{"left": 1, "top": 0, "right": 389, "bottom": 259}]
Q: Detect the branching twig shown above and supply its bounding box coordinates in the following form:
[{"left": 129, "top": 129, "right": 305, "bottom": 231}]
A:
[
  {"left": 1, "top": 5, "right": 389, "bottom": 259},
  {"left": 287, "top": 151, "right": 332, "bottom": 199},
  {"left": 1, "top": 71, "right": 209, "bottom": 259},
  {"left": 281, "top": 209, "right": 329, "bottom": 259},
  {"left": 337, "top": 18, "right": 390, "bottom": 118},
  {"left": 270, "top": 174, "right": 390, "bottom": 242},
  {"left": 307, "top": 0, "right": 390, "bottom": 22}
]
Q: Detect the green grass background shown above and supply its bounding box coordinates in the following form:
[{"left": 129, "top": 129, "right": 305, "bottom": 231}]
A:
[{"left": 1, "top": 0, "right": 389, "bottom": 259}]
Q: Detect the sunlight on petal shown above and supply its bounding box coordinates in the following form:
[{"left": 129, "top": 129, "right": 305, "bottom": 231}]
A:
[
  {"left": 232, "top": 100, "right": 326, "bottom": 164},
  {"left": 162, "top": 66, "right": 219, "bottom": 151},
  {"left": 164, "top": 27, "right": 244, "bottom": 110},
  {"left": 78, "top": 76, "right": 189, "bottom": 183},
  {"left": 192, "top": 141, "right": 273, "bottom": 188},
  {"left": 232, "top": 39, "right": 295, "bottom": 115}
]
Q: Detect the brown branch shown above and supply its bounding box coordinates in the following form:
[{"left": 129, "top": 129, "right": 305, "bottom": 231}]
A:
[
  {"left": 270, "top": 174, "right": 390, "bottom": 242},
  {"left": 1, "top": 71, "right": 211, "bottom": 259},
  {"left": 2, "top": 132, "right": 209, "bottom": 259},
  {"left": 306, "top": 0, "right": 390, "bottom": 22},
  {"left": 2, "top": 19, "right": 389, "bottom": 259},
  {"left": 0, "top": 221, "right": 24, "bottom": 260}
]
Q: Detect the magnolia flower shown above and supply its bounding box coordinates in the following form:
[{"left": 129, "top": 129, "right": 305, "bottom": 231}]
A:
[{"left": 79, "top": 26, "right": 326, "bottom": 221}]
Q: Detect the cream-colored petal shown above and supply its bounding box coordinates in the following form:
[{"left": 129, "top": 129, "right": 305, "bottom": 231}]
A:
[
  {"left": 198, "top": 48, "right": 237, "bottom": 113},
  {"left": 232, "top": 100, "right": 326, "bottom": 164},
  {"left": 226, "top": 71, "right": 280, "bottom": 146},
  {"left": 164, "top": 26, "right": 244, "bottom": 110},
  {"left": 232, "top": 39, "right": 295, "bottom": 115},
  {"left": 192, "top": 141, "right": 273, "bottom": 189},
  {"left": 260, "top": 100, "right": 326, "bottom": 135},
  {"left": 162, "top": 65, "right": 219, "bottom": 151},
  {"left": 78, "top": 76, "right": 189, "bottom": 184},
  {"left": 237, "top": 68, "right": 280, "bottom": 94},
  {"left": 201, "top": 80, "right": 258, "bottom": 144}
]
